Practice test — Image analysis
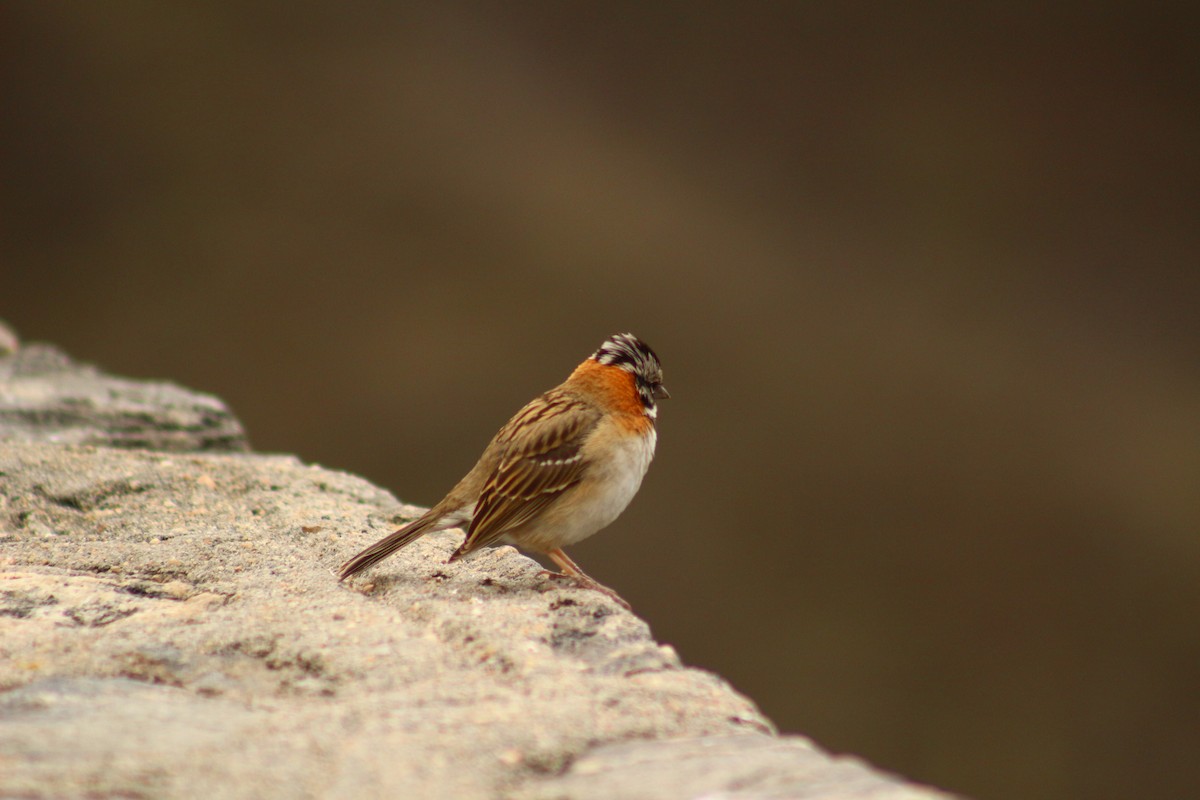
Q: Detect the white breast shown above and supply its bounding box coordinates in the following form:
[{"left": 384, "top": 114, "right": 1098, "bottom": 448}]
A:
[{"left": 515, "top": 427, "right": 656, "bottom": 551}]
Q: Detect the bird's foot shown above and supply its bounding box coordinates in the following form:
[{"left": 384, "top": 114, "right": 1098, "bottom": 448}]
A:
[{"left": 538, "top": 569, "right": 631, "bottom": 611}]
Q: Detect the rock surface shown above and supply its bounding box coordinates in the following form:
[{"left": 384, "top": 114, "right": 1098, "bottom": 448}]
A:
[
  {"left": 0, "top": 335, "right": 957, "bottom": 799},
  {"left": 0, "top": 340, "right": 247, "bottom": 452}
]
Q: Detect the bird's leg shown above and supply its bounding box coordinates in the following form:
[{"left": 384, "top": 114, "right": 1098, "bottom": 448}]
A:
[{"left": 541, "top": 547, "right": 631, "bottom": 610}]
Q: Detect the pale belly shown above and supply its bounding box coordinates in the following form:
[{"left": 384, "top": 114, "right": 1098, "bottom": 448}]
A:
[{"left": 504, "top": 428, "right": 656, "bottom": 552}]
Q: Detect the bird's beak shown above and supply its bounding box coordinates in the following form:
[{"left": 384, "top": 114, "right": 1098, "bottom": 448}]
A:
[{"left": 653, "top": 385, "right": 671, "bottom": 400}]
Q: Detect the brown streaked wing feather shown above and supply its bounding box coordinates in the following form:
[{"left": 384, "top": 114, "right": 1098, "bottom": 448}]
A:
[{"left": 457, "top": 392, "right": 599, "bottom": 556}]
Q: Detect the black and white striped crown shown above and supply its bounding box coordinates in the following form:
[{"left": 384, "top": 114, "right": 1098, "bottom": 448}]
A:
[
  {"left": 592, "top": 333, "right": 667, "bottom": 415},
  {"left": 593, "top": 333, "right": 660, "bottom": 375}
]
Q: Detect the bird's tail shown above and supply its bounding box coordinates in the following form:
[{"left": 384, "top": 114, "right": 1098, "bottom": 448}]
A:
[{"left": 337, "top": 511, "right": 451, "bottom": 581}]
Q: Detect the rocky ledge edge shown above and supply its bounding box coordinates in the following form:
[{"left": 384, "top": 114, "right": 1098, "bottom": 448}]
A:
[{"left": 0, "top": 329, "right": 956, "bottom": 799}]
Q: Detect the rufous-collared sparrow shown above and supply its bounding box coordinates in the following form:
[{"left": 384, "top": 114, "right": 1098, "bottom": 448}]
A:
[{"left": 338, "top": 333, "right": 668, "bottom": 609}]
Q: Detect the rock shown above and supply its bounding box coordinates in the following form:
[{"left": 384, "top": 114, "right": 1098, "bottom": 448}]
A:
[
  {"left": 0, "top": 338, "right": 248, "bottom": 452},
  {"left": 0, "top": 346, "right": 958, "bottom": 799}
]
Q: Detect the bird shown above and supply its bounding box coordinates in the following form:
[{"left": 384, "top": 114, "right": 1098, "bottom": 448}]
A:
[{"left": 338, "top": 333, "right": 668, "bottom": 609}]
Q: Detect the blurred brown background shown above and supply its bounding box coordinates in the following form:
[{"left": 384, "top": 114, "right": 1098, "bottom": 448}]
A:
[{"left": 3, "top": 4, "right": 1198, "bottom": 799}]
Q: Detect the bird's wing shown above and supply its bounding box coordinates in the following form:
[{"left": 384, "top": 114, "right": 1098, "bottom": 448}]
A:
[{"left": 456, "top": 391, "right": 600, "bottom": 556}]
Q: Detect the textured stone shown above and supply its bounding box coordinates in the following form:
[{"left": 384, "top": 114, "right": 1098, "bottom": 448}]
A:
[
  {"left": 0, "top": 339, "right": 247, "bottom": 452},
  {"left": 0, "top": 344, "right": 957, "bottom": 799}
]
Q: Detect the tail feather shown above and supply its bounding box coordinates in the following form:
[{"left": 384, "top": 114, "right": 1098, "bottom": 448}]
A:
[{"left": 337, "top": 511, "right": 449, "bottom": 581}]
